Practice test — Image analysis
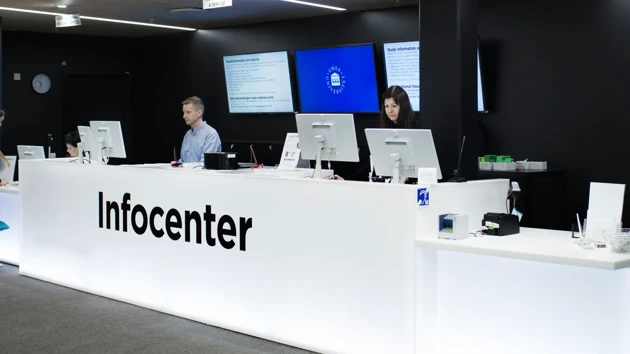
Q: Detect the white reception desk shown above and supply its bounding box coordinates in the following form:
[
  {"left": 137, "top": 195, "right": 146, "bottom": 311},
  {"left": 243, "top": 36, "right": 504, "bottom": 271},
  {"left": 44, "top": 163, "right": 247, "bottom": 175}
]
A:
[{"left": 16, "top": 159, "right": 630, "bottom": 354}]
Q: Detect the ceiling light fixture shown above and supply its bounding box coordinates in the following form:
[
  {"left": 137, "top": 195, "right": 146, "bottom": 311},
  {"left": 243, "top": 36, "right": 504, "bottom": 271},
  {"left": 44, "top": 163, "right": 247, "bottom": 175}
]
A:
[
  {"left": 79, "top": 15, "right": 196, "bottom": 31},
  {"left": 281, "top": 0, "right": 346, "bottom": 11},
  {"left": 0, "top": 6, "right": 196, "bottom": 31},
  {"left": 56, "top": 5, "right": 67, "bottom": 9}
]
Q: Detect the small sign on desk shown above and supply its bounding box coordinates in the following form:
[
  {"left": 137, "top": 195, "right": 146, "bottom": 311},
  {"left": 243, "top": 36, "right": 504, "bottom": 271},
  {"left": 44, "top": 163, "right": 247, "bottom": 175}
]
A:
[
  {"left": 277, "top": 133, "right": 301, "bottom": 170},
  {"left": 586, "top": 182, "right": 625, "bottom": 242},
  {"left": 418, "top": 167, "right": 438, "bottom": 185}
]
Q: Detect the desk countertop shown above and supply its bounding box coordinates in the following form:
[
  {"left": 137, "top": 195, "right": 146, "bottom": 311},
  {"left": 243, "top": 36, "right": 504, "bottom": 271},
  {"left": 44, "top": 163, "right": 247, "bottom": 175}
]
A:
[
  {"left": 416, "top": 227, "right": 630, "bottom": 270},
  {"left": 119, "top": 164, "right": 334, "bottom": 179},
  {"left": 0, "top": 185, "right": 19, "bottom": 195}
]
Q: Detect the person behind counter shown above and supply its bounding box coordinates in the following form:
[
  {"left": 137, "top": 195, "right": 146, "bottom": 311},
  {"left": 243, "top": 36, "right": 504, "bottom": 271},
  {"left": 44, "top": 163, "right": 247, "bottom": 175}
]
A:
[
  {"left": 380, "top": 85, "right": 418, "bottom": 129},
  {"left": 65, "top": 131, "right": 81, "bottom": 158},
  {"left": 370, "top": 86, "right": 419, "bottom": 183},
  {"left": 173, "top": 96, "right": 222, "bottom": 164},
  {"left": 328, "top": 86, "right": 419, "bottom": 182}
]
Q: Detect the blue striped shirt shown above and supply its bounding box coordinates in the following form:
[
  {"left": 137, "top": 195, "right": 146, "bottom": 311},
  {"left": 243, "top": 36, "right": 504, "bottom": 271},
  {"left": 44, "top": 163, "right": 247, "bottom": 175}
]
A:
[{"left": 179, "top": 121, "right": 222, "bottom": 163}]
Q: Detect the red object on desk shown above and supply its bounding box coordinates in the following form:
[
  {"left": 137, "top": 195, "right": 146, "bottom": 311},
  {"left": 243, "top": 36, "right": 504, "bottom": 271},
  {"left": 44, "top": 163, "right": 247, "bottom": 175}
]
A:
[
  {"left": 250, "top": 146, "right": 263, "bottom": 169},
  {"left": 171, "top": 147, "right": 182, "bottom": 167}
]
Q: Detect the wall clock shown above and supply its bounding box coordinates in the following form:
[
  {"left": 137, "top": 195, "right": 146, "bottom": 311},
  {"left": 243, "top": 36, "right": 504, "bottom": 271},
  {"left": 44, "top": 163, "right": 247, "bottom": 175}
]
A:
[{"left": 32, "top": 74, "right": 51, "bottom": 94}]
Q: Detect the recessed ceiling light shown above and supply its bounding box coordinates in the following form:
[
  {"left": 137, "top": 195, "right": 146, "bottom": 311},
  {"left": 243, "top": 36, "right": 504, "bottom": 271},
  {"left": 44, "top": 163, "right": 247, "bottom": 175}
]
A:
[
  {"left": 56, "top": 5, "right": 67, "bottom": 9},
  {"left": 281, "top": 0, "right": 346, "bottom": 11},
  {"left": 0, "top": 6, "right": 196, "bottom": 31}
]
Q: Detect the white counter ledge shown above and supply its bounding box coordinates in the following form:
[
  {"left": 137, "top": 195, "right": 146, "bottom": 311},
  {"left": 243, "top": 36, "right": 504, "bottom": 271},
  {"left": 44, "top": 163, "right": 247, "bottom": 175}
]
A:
[
  {"left": 416, "top": 227, "right": 630, "bottom": 270},
  {"left": 0, "top": 184, "right": 19, "bottom": 195}
]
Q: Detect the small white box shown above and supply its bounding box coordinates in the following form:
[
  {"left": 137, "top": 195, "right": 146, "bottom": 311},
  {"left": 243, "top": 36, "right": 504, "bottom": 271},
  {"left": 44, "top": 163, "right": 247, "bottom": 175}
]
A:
[
  {"left": 438, "top": 214, "right": 469, "bottom": 240},
  {"left": 479, "top": 162, "right": 493, "bottom": 171},
  {"left": 528, "top": 161, "right": 547, "bottom": 170},
  {"left": 492, "top": 162, "right": 516, "bottom": 171}
]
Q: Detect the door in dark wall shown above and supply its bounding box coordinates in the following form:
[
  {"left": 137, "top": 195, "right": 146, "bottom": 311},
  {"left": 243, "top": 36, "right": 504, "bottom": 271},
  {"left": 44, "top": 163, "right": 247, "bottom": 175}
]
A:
[{"left": 61, "top": 73, "right": 132, "bottom": 164}]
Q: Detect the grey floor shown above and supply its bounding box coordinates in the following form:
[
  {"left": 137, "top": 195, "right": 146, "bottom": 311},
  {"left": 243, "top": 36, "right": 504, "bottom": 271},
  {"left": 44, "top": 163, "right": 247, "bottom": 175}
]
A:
[{"left": 0, "top": 264, "right": 315, "bottom": 354}]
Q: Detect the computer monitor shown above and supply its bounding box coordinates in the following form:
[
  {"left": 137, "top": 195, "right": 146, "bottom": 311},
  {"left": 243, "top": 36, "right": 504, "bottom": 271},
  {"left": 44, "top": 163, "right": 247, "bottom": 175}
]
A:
[
  {"left": 382, "top": 40, "right": 486, "bottom": 112},
  {"left": 365, "top": 129, "right": 442, "bottom": 184},
  {"left": 295, "top": 113, "right": 359, "bottom": 179},
  {"left": 77, "top": 126, "right": 98, "bottom": 163},
  {"left": 17, "top": 145, "right": 46, "bottom": 160},
  {"left": 223, "top": 51, "right": 294, "bottom": 114},
  {"left": 89, "top": 121, "right": 127, "bottom": 163},
  {"left": 295, "top": 44, "right": 380, "bottom": 113}
]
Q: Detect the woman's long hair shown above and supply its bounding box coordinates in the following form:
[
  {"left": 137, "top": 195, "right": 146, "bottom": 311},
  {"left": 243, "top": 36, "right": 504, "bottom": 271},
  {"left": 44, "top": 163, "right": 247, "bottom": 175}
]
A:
[
  {"left": 379, "top": 85, "right": 415, "bottom": 129},
  {"left": 64, "top": 131, "right": 81, "bottom": 148}
]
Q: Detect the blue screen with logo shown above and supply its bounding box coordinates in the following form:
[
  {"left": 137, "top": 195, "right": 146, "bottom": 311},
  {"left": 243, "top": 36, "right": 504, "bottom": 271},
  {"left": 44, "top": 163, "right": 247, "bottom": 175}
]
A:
[{"left": 295, "top": 44, "right": 380, "bottom": 113}]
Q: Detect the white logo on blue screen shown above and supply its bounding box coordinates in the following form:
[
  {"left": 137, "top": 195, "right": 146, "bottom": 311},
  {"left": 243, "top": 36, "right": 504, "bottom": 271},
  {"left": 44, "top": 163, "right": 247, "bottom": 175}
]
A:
[
  {"left": 417, "top": 188, "right": 429, "bottom": 206},
  {"left": 326, "top": 66, "right": 346, "bottom": 94}
]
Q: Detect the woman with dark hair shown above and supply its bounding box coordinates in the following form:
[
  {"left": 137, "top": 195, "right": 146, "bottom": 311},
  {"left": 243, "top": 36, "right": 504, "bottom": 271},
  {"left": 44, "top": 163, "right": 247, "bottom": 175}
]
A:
[
  {"left": 379, "top": 85, "right": 418, "bottom": 129},
  {"left": 327, "top": 86, "right": 420, "bottom": 182},
  {"left": 65, "top": 131, "right": 81, "bottom": 157},
  {"left": 368, "top": 86, "right": 419, "bottom": 183}
]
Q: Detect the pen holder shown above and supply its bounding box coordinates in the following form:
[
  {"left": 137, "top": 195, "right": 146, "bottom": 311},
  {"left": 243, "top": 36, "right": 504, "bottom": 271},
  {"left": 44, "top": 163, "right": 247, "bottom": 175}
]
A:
[
  {"left": 571, "top": 223, "right": 580, "bottom": 238},
  {"left": 571, "top": 218, "right": 590, "bottom": 238}
]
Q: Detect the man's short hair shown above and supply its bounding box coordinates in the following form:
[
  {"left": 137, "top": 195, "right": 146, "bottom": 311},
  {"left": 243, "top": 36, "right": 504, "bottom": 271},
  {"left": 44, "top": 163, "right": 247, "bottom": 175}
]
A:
[
  {"left": 0, "top": 109, "right": 5, "bottom": 117},
  {"left": 182, "top": 96, "right": 204, "bottom": 114}
]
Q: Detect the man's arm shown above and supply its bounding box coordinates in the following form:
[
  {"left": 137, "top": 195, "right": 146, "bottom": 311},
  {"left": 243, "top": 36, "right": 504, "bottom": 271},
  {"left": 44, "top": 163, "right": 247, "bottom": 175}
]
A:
[{"left": 199, "top": 132, "right": 222, "bottom": 162}]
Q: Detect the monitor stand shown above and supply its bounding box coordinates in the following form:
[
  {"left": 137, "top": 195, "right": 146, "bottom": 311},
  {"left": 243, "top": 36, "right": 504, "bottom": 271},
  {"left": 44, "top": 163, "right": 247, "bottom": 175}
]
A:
[
  {"left": 77, "top": 142, "right": 85, "bottom": 164},
  {"left": 391, "top": 152, "right": 401, "bottom": 184},
  {"left": 313, "top": 135, "right": 325, "bottom": 180},
  {"left": 96, "top": 139, "right": 109, "bottom": 165}
]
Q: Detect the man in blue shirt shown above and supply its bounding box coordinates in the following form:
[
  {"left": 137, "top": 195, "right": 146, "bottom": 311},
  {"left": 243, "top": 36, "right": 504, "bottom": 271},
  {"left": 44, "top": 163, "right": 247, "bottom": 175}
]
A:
[{"left": 175, "top": 96, "right": 222, "bottom": 163}]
